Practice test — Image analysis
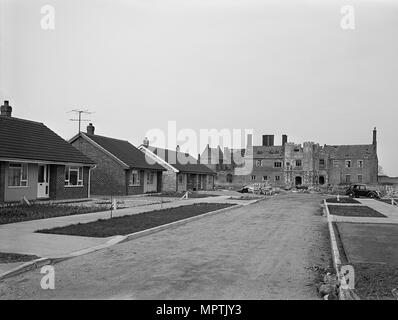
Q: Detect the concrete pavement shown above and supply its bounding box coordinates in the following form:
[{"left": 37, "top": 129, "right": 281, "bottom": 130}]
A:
[
  {"left": 0, "top": 195, "right": 252, "bottom": 275},
  {"left": 0, "top": 193, "right": 330, "bottom": 300}
]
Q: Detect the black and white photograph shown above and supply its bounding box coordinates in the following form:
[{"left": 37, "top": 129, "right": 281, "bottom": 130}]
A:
[{"left": 0, "top": 0, "right": 397, "bottom": 308}]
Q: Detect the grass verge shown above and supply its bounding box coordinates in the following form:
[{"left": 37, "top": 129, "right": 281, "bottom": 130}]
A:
[
  {"left": 37, "top": 203, "right": 236, "bottom": 237},
  {"left": 147, "top": 192, "right": 219, "bottom": 198},
  {"left": 354, "top": 263, "right": 398, "bottom": 300},
  {"left": 326, "top": 197, "right": 360, "bottom": 204},
  {"left": 0, "top": 204, "right": 108, "bottom": 225},
  {"left": 0, "top": 252, "right": 40, "bottom": 264},
  {"left": 328, "top": 205, "right": 386, "bottom": 218}
]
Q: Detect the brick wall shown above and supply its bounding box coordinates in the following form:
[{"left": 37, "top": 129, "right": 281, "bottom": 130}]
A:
[
  {"left": 162, "top": 169, "right": 177, "bottom": 192},
  {"left": 49, "top": 165, "right": 89, "bottom": 200},
  {"left": 327, "top": 157, "right": 378, "bottom": 185},
  {"left": 0, "top": 162, "right": 5, "bottom": 202},
  {"left": 126, "top": 169, "right": 144, "bottom": 195},
  {"left": 71, "top": 137, "right": 127, "bottom": 195}
]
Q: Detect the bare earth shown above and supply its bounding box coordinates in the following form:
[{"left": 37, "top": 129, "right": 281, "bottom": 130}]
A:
[{"left": 0, "top": 193, "right": 330, "bottom": 300}]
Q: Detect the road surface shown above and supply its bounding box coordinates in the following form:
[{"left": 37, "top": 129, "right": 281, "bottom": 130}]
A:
[{"left": 0, "top": 193, "right": 330, "bottom": 299}]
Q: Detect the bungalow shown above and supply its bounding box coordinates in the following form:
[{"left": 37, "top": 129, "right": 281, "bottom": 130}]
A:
[
  {"left": 0, "top": 101, "right": 95, "bottom": 203},
  {"left": 138, "top": 139, "right": 216, "bottom": 192},
  {"left": 69, "top": 124, "right": 165, "bottom": 196}
]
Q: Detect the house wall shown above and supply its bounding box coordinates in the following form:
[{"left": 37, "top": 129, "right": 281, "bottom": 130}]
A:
[
  {"left": 72, "top": 137, "right": 126, "bottom": 195},
  {"left": 126, "top": 169, "right": 144, "bottom": 195},
  {"left": 0, "top": 162, "right": 5, "bottom": 202},
  {"left": 3, "top": 162, "right": 38, "bottom": 202},
  {"left": 162, "top": 168, "right": 177, "bottom": 192},
  {"left": 327, "top": 158, "right": 377, "bottom": 185},
  {"left": 49, "top": 165, "right": 89, "bottom": 200},
  {"left": 177, "top": 173, "right": 187, "bottom": 192}
]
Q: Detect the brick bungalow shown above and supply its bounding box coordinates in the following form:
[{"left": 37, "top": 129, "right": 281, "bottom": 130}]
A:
[
  {"left": 0, "top": 101, "right": 95, "bottom": 203},
  {"left": 138, "top": 139, "right": 216, "bottom": 192},
  {"left": 69, "top": 124, "right": 165, "bottom": 196}
]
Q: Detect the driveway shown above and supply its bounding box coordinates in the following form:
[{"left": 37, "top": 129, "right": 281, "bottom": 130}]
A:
[{"left": 0, "top": 193, "right": 330, "bottom": 299}]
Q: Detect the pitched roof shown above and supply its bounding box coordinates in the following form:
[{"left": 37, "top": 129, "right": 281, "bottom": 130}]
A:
[
  {"left": 324, "top": 144, "right": 376, "bottom": 159},
  {"left": 147, "top": 146, "right": 216, "bottom": 175},
  {"left": 251, "top": 146, "right": 284, "bottom": 159},
  {"left": 0, "top": 116, "right": 95, "bottom": 164},
  {"left": 83, "top": 133, "right": 165, "bottom": 171}
]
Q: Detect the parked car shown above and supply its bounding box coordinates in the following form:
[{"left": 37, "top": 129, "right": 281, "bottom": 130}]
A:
[
  {"left": 238, "top": 185, "right": 254, "bottom": 193},
  {"left": 345, "top": 184, "right": 380, "bottom": 198}
]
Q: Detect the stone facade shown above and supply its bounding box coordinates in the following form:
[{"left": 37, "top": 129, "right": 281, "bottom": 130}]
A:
[{"left": 206, "top": 129, "right": 379, "bottom": 188}]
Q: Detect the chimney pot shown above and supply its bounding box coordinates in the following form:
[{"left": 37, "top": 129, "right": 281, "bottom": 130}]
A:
[
  {"left": 176, "top": 145, "right": 180, "bottom": 152},
  {"left": 0, "top": 100, "right": 12, "bottom": 117},
  {"left": 282, "top": 134, "right": 288, "bottom": 146},
  {"left": 143, "top": 137, "right": 149, "bottom": 148},
  {"left": 86, "top": 123, "right": 95, "bottom": 135},
  {"left": 373, "top": 127, "right": 377, "bottom": 145}
]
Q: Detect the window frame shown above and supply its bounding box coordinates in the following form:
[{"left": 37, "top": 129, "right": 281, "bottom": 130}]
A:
[
  {"left": 274, "top": 161, "right": 282, "bottom": 168},
  {"left": 275, "top": 175, "right": 280, "bottom": 181},
  {"left": 345, "top": 174, "right": 351, "bottom": 183},
  {"left": 65, "top": 166, "right": 84, "bottom": 187},
  {"left": 251, "top": 175, "right": 256, "bottom": 181},
  {"left": 358, "top": 174, "right": 363, "bottom": 183},
  {"left": 295, "top": 160, "right": 302, "bottom": 167},
  {"left": 262, "top": 176, "right": 268, "bottom": 181},
  {"left": 129, "top": 170, "right": 141, "bottom": 186},
  {"left": 357, "top": 160, "right": 364, "bottom": 168},
  {"left": 345, "top": 160, "right": 352, "bottom": 168},
  {"left": 8, "top": 163, "right": 29, "bottom": 188}
]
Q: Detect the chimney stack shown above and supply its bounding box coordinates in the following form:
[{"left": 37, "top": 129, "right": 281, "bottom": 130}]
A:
[
  {"left": 0, "top": 101, "right": 12, "bottom": 117},
  {"left": 262, "top": 135, "right": 274, "bottom": 147},
  {"left": 86, "top": 123, "right": 95, "bottom": 135},
  {"left": 176, "top": 145, "right": 180, "bottom": 152},
  {"left": 197, "top": 153, "right": 201, "bottom": 163},
  {"left": 373, "top": 127, "right": 377, "bottom": 146},
  {"left": 246, "top": 134, "right": 253, "bottom": 149},
  {"left": 143, "top": 137, "right": 149, "bottom": 148},
  {"left": 282, "top": 134, "right": 288, "bottom": 146}
]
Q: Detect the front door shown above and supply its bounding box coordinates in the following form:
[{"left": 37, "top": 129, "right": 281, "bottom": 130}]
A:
[{"left": 37, "top": 164, "right": 49, "bottom": 198}]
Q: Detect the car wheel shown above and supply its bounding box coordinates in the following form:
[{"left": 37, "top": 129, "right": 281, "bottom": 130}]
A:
[{"left": 348, "top": 192, "right": 355, "bottom": 198}]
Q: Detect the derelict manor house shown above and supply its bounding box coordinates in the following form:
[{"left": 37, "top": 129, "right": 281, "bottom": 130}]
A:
[{"left": 202, "top": 129, "right": 379, "bottom": 188}]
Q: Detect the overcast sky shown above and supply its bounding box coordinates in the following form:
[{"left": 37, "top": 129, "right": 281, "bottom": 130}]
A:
[{"left": 1, "top": 0, "right": 397, "bottom": 175}]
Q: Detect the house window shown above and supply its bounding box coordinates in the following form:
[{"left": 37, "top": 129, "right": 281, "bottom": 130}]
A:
[
  {"left": 256, "top": 160, "right": 262, "bottom": 167},
  {"left": 345, "top": 174, "right": 351, "bottom": 183},
  {"left": 345, "top": 160, "right": 351, "bottom": 168},
  {"left": 251, "top": 175, "right": 256, "bottom": 181},
  {"left": 129, "top": 170, "right": 140, "bottom": 186},
  {"left": 333, "top": 160, "right": 340, "bottom": 167},
  {"left": 357, "top": 160, "right": 363, "bottom": 168},
  {"left": 226, "top": 174, "right": 233, "bottom": 183},
  {"left": 65, "top": 166, "right": 83, "bottom": 186},
  {"left": 147, "top": 171, "right": 155, "bottom": 184},
  {"left": 274, "top": 161, "right": 282, "bottom": 168},
  {"left": 295, "top": 160, "right": 302, "bottom": 167},
  {"left": 275, "top": 175, "right": 280, "bottom": 181},
  {"left": 319, "top": 159, "right": 325, "bottom": 166},
  {"left": 262, "top": 176, "right": 268, "bottom": 181},
  {"left": 358, "top": 174, "right": 363, "bottom": 183},
  {"left": 8, "top": 163, "right": 28, "bottom": 187}
]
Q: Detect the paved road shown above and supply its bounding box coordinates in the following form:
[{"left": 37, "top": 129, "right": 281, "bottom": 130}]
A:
[{"left": 0, "top": 193, "right": 330, "bottom": 300}]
